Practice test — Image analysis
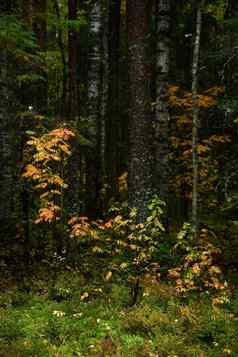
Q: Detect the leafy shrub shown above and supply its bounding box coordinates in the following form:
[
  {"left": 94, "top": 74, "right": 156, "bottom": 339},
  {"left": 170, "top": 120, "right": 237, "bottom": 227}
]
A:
[
  {"left": 68, "top": 195, "right": 165, "bottom": 285},
  {"left": 22, "top": 127, "right": 75, "bottom": 224},
  {"left": 168, "top": 223, "right": 228, "bottom": 295}
]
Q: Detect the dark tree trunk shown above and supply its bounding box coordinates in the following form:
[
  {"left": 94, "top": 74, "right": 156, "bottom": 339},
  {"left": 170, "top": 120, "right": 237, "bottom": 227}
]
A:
[
  {"left": 0, "top": 2, "right": 19, "bottom": 240},
  {"left": 33, "top": 0, "right": 48, "bottom": 113},
  {"left": 226, "top": 0, "right": 238, "bottom": 17},
  {"left": 22, "top": 0, "right": 33, "bottom": 27},
  {"left": 0, "top": 52, "right": 14, "bottom": 237},
  {"left": 127, "top": 0, "right": 153, "bottom": 222},
  {"left": 33, "top": 0, "right": 47, "bottom": 50},
  {"left": 66, "top": 0, "right": 82, "bottom": 215},
  {"left": 52, "top": 0, "right": 67, "bottom": 113},
  {"left": 68, "top": 0, "right": 79, "bottom": 119}
]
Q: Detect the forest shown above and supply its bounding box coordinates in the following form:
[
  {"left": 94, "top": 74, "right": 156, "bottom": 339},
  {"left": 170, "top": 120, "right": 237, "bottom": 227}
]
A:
[{"left": 1, "top": 0, "right": 238, "bottom": 356}]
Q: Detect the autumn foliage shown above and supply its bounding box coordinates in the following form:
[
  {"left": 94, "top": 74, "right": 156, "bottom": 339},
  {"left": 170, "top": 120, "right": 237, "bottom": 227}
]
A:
[{"left": 22, "top": 127, "right": 75, "bottom": 223}]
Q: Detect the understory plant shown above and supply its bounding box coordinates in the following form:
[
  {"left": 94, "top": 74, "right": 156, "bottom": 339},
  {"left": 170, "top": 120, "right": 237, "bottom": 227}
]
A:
[
  {"left": 22, "top": 126, "right": 75, "bottom": 223},
  {"left": 68, "top": 195, "right": 165, "bottom": 302},
  {"left": 168, "top": 222, "right": 228, "bottom": 301}
]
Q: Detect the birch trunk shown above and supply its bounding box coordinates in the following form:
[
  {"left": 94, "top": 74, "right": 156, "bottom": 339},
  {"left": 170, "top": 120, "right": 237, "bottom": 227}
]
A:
[
  {"left": 106, "top": 0, "right": 121, "bottom": 196},
  {"left": 86, "top": 0, "right": 103, "bottom": 215},
  {"left": 155, "top": 0, "right": 171, "bottom": 206},
  {"left": 100, "top": 0, "right": 109, "bottom": 184},
  {"left": 192, "top": 3, "right": 202, "bottom": 238},
  {"left": 127, "top": 0, "right": 152, "bottom": 222}
]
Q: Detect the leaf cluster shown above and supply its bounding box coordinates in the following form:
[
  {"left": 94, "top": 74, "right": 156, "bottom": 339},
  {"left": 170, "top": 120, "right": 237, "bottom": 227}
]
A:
[
  {"left": 22, "top": 127, "right": 75, "bottom": 223},
  {"left": 68, "top": 195, "right": 165, "bottom": 281},
  {"left": 168, "top": 223, "right": 228, "bottom": 296}
]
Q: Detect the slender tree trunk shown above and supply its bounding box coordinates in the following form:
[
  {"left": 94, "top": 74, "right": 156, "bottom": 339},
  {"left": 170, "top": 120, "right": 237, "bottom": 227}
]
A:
[
  {"left": 100, "top": 0, "right": 109, "bottom": 202},
  {"left": 154, "top": 0, "right": 171, "bottom": 206},
  {"left": 66, "top": 0, "right": 81, "bottom": 217},
  {"left": 19, "top": 0, "right": 34, "bottom": 255},
  {"left": 33, "top": 0, "right": 48, "bottom": 113},
  {"left": 0, "top": 52, "right": 14, "bottom": 237},
  {"left": 0, "top": 1, "right": 18, "bottom": 239},
  {"left": 86, "top": 0, "right": 103, "bottom": 216},
  {"left": 22, "top": 0, "right": 33, "bottom": 27},
  {"left": 226, "top": 0, "right": 238, "bottom": 17},
  {"left": 52, "top": 0, "right": 67, "bottom": 113},
  {"left": 68, "top": 0, "right": 79, "bottom": 119},
  {"left": 106, "top": 0, "right": 121, "bottom": 196},
  {"left": 192, "top": 2, "right": 202, "bottom": 238},
  {"left": 127, "top": 0, "right": 153, "bottom": 222},
  {"left": 33, "top": 0, "right": 47, "bottom": 50}
]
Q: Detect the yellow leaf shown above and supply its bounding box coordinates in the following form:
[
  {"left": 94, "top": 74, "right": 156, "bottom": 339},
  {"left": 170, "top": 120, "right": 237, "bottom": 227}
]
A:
[
  {"left": 80, "top": 292, "right": 89, "bottom": 300},
  {"left": 105, "top": 271, "right": 112, "bottom": 281},
  {"left": 22, "top": 164, "right": 41, "bottom": 179},
  {"left": 35, "top": 182, "right": 48, "bottom": 189}
]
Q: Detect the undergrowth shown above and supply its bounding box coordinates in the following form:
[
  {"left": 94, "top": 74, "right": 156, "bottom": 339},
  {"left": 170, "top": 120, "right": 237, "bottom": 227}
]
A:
[{"left": 0, "top": 272, "right": 238, "bottom": 357}]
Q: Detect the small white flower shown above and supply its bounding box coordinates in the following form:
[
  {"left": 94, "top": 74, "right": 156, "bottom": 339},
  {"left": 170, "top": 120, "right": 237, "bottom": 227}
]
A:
[
  {"left": 73, "top": 312, "right": 83, "bottom": 318},
  {"left": 52, "top": 310, "right": 65, "bottom": 317},
  {"left": 223, "top": 348, "right": 232, "bottom": 354},
  {"left": 104, "top": 323, "right": 111, "bottom": 331}
]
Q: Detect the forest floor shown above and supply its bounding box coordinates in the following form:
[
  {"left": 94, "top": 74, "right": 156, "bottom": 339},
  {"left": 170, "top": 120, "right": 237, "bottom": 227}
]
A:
[{"left": 1, "top": 269, "right": 238, "bottom": 357}]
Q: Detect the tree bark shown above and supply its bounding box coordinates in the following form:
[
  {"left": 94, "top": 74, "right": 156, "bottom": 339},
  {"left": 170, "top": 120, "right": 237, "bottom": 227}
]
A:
[
  {"left": 86, "top": 0, "right": 103, "bottom": 215},
  {"left": 0, "top": 51, "right": 14, "bottom": 237},
  {"left": 22, "top": 0, "right": 33, "bottom": 27},
  {"left": 154, "top": 0, "right": 171, "bottom": 206},
  {"left": 192, "top": 2, "right": 202, "bottom": 239},
  {"left": 68, "top": 0, "right": 79, "bottom": 119},
  {"left": 33, "top": 0, "right": 48, "bottom": 113},
  {"left": 33, "top": 0, "right": 47, "bottom": 50},
  {"left": 106, "top": 0, "right": 121, "bottom": 196},
  {"left": 0, "top": 1, "right": 18, "bottom": 238},
  {"left": 100, "top": 0, "right": 109, "bottom": 196},
  {"left": 127, "top": 0, "right": 153, "bottom": 222},
  {"left": 52, "top": 0, "right": 67, "bottom": 113}
]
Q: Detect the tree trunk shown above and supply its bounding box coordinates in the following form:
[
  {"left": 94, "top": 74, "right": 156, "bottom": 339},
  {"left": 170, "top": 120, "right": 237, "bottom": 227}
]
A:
[
  {"left": 86, "top": 0, "right": 103, "bottom": 216},
  {"left": 127, "top": 0, "right": 153, "bottom": 222},
  {"left": 99, "top": 0, "right": 109, "bottom": 208},
  {"left": 22, "top": 0, "right": 33, "bottom": 27},
  {"left": 33, "top": 0, "right": 47, "bottom": 50},
  {"left": 226, "top": 0, "right": 238, "bottom": 17},
  {"left": 66, "top": 0, "right": 83, "bottom": 215},
  {"left": 68, "top": 0, "right": 79, "bottom": 119},
  {"left": 52, "top": 0, "right": 67, "bottom": 113},
  {"left": 192, "top": 2, "right": 202, "bottom": 239},
  {"left": 106, "top": 0, "right": 121, "bottom": 196},
  {"left": 0, "top": 51, "right": 14, "bottom": 238},
  {"left": 154, "top": 0, "right": 171, "bottom": 206},
  {"left": 33, "top": 0, "right": 48, "bottom": 113}
]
